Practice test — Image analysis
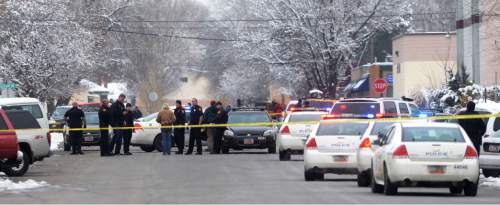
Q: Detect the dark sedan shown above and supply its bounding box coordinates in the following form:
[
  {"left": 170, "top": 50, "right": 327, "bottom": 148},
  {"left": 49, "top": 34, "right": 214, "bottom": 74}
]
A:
[{"left": 222, "top": 110, "right": 277, "bottom": 154}]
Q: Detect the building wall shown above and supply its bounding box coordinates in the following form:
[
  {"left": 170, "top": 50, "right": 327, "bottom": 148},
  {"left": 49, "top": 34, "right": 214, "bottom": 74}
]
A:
[
  {"left": 480, "top": 0, "right": 500, "bottom": 86},
  {"left": 393, "top": 33, "right": 457, "bottom": 97}
]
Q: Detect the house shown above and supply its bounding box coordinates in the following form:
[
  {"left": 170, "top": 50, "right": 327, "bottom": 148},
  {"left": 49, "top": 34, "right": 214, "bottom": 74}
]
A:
[
  {"left": 344, "top": 62, "right": 394, "bottom": 98},
  {"left": 392, "top": 32, "right": 457, "bottom": 98}
]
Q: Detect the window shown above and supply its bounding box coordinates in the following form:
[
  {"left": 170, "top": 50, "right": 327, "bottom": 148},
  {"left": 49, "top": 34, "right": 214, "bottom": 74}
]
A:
[
  {"left": 317, "top": 122, "right": 369, "bottom": 136},
  {"left": 331, "top": 102, "right": 380, "bottom": 115},
  {"left": 409, "top": 104, "right": 419, "bottom": 114},
  {"left": 399, "top": 103, "right": 409, "bottom": 114},
  {"left": 383, "top": 102, "right": 397, "bottom": 115},
  {"left": 494, "top": 117, "right": 500, "bottom": 132},
  {"left": 402, "top": 127, "right": 465, "bottom": 142},
  {"left": 5, "top": 110, "right": 41, "bottom": 129},
  {"left": 3, "top": 104, "right": 43, "bottom": 119},
  {"left": 289, "top": 113, "right": 323, "bottom": 122},
  {"left": 228, "top": 112, "right": 270, "bottom": 124},
  {"left": 0, "top": 115, "right": 8, "bottom": 130},
  {"left": 370, "top": 122, "right": 397, "bottom": 135},
  {"left": 380, "top": 127, "right": 394, "bottom": 145}
]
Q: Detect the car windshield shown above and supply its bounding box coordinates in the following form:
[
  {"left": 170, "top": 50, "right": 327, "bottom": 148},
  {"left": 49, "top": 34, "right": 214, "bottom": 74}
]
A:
[
  {"left": 491, "top": 130, "right": 500, "bottom": 138},
  {"left": 370, "top": 122, "right": 397, "bottom": 135},
  {"left": 331, "top": 102, "right": 380, "bottom": 116},
  {"left": 85, "top": 112, "right": 99, "bottom": 125},
  {"left": 317, "top": 122, "right": 369, "bottom": 136},
  {"left": 305, "top": 101, "right": 334, "bottom": 110},
  {"left": 288, "top": 113, "right": 323, "bottom": 123},
  {"left": 229, "top": 112, "right": 270, "bottom": 124},
  {"left": 402, "top": 127, "right": 465, "bottom": 142},
  {"left": 140, "top": 113, "right": 158, "bottom": 122},
  {"left": 52, "top": 107, "right": 70, "bottom": 119}
]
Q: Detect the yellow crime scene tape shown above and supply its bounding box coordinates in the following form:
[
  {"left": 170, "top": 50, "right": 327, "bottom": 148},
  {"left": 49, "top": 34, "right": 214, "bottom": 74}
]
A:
[{"left": 1, "top": 113, "right": 500, "bottom": 133}]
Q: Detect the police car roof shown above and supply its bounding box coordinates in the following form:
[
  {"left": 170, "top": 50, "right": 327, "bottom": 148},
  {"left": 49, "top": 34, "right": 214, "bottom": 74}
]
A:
[{"left": 0, "top": 97, "right": 41, "bottom": 105}]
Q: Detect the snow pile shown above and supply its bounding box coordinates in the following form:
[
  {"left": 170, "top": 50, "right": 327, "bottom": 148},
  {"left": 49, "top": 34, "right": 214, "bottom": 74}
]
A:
[
  {"left": 480, "top": 177, "right": 500, "bottom": 189},
  {"left": 0, "top": 178, "right": 49, "bottom": 192},
  {"left": 50, "top": 133, "right": 64, "bottom": 151}
]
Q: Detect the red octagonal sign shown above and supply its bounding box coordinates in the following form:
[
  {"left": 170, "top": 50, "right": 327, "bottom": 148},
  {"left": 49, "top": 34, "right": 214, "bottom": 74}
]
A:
[{"left": 373, "top": 78, "right": 388, "bottom": 93}]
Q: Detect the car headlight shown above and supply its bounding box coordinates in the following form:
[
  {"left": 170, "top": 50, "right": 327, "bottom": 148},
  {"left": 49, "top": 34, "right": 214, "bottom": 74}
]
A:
[
  {"left": 49, "top": 119, "right": 56, "bottom": 124},
  {"left": 224, "top": 130, "right": 234, "bottom": 136},
  {"left": 264, "top": 130, "right": 275, "bottom": 136}
]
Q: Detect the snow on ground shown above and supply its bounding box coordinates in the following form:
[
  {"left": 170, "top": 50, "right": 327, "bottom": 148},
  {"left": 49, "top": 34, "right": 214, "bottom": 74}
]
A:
[
  {"left": 480, "top": 175, "right": 500, "bottom": 189},
  {"left": 0, "top": 178, "right": 49, "bottom": 192},
  {"left": 50, "top": 133, "right": 64, "bottom": 151}
]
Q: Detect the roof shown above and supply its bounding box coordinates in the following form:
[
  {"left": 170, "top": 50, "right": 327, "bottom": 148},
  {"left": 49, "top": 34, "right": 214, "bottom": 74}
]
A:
[
  {"left": 392, "top": 32, "right": 456, "bottom": 41},
  {"left": 289, "top": 111, "right": 327, "bottom": 115},
  {"left": 0, "top": 97, "right": 41, "bottom": 105},
  {"left": 79, "top": 79, "right": 109, "bottom": 94}
]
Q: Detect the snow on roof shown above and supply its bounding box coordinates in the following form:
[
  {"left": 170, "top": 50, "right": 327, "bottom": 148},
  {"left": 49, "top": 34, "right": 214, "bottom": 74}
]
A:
[
  {"left": 0, "top": 97, "right": 40, "bottom": 105},
  {"left": 309, "top": 89, "right": 323, "bottom": 94},
  {"left": 79, "top": 79, "right": 109, "bottom": 93},
  {"left": 107, "top": 82, "right": 128, "bottom": 100},
  {"left": 475, "top": 102, "right": 500, "bottom": 113},
  {"left": 361, "top": 62, "right": 393, "bottom": 67}
]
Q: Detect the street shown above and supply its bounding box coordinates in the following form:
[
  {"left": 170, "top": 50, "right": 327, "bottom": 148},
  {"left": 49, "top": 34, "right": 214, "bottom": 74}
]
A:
[{"left": 1, "top": 146, "right": 499, "bottom": 204}]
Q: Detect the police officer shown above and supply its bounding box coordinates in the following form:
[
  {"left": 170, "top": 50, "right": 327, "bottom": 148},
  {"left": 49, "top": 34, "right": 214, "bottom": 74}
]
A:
[
  {"left": 186, "top": 98, "right": 203, "bottom": 155},
  {"left": 64, "top": 102, "right": 86, "bottom": 155},
  {"left": 110, "top": 94, "right": 126, "bottom": 155},
  {"left": 213, "top": 101, "right": 228, "bottom": 154},
  {"left": 98, "top": 99, "right": 112, "bottom": 157},
  {"left": 174, "top": 100, "right": 186, "bottom": 155},
  {"left": 123, "top": 103, "right": 134, "bottom": 155}
]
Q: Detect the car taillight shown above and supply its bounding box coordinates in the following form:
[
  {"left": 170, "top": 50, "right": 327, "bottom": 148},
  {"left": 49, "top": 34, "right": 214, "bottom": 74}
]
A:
[
  {"left": 375, "top": 113, "right": 384, "bottom": 118},
  {"left": 464, "top": 145, "right": 478, "bottom": 159},
  {"left": 359, "top": 138, "right": 371, "bottom": 149},
  {"left": 305, "top": 137, "right": 317, "bottom": 149},
  {"left": 47, "top": 132, "right": 52, "bottom": 146},
  {"left": 322, "top": 114, "right": 337, "bottom": 120},
  {"left": 393, "top": 144, "right": 408, "bottom": 158},
  {"left": 134, "top": 123, "right": 144, "bottom": 132},
  {"left": 281, "top": 125, "right": 290, "bottom": 134}
]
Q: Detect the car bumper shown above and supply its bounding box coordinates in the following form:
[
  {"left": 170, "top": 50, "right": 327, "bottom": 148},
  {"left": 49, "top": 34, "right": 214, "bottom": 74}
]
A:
[
  {"left": 304, "top": 149, "right": 358, "bottom": 174},
  {"left": 223, "top": 136, "right": 274, "bottom": 149},
  {"left": 479, "top": 154, "right": 500, "bottom": 169},
  {"left": 357, "top": 148, "right": 373, "bottom": 172},
  {"left": 278, "top": 135, "right": 306, "bottom": 152},
  {"left": 387, "top": 159, "right": 479, "bottom": 183}
]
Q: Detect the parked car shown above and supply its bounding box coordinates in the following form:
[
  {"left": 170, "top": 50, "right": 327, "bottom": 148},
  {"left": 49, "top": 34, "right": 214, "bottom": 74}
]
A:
[
  {"left": 480, "top": 129, "right": 500, "bottom": 178},
  {"left": 277, "top": 110, "right": 326, "bottom": 161},
  {"left": 0, "top": 108, "right": 24, "bottom": 176},
  {"left": 304, "top": 121, "right": 369, "bottom": 181},
  {"left": 371, "top": 122, "right": 479, "bottom": 196},
  {"left": 49, "top": 105, "right": 71, "bottom": 132},
  {"left": 63, "top": 112, "right": 103, "bottom": 151},
  {"left": 131, "top": 107, "right": 193, "bottom": 152},
  {"left": 0, "top": 97, "right": 49, "bottom": 129},
  {"left": 222, "top": 109, "right": 277, "bottom": 154},
  {"left": 330, "top": 98, "right": 420, "bottom": 119},
  {"left": 0, "top": 109, "right": 51, "bottom": 176}
]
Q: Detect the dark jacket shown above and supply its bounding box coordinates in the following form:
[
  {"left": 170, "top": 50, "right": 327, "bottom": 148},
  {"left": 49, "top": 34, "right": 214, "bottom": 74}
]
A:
[
  {"left": 458, "top": 102, "right": 486, "bottom": 149},
  {"left": 64, "top": 107, "right": 85, "bottom": 128},
  {"left": 203, "top": 105, "right": 218, "bottom": 124},
  {"left": 110, "top": 101, "right": 125, "bottom": 127},
  {"left": 98, "top": 104, "right": 111, "bottom": 128},
  {"left": 124, "top": 110, "right": 134, "bottom": 127},
  {"left": 133, "top": 109, "right": 143, "bottom": 119},
  {"left": 214, "top": 109, "right": 229, "bottom": 130},
  {"left": 174, "top": 107, "right": 187, "bottom": 125}
]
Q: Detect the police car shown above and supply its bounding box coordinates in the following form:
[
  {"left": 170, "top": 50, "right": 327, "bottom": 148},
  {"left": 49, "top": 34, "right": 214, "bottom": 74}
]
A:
[
  {"left": 277, "top": 109, "right": 326, "bottom": 161},
  {"left": 371, "top": 123, "right": 479, "bottom": 196},
  {"left": 222, "top": 108, "right": 277, "bottom": 154}
]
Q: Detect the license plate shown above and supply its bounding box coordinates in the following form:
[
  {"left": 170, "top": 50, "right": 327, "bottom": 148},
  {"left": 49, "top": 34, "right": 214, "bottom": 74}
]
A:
[
  {"left": 333, "top": 155, "right": 348, "bottom": 163},
  {"left": 428, "top": 165, "right": 447, "bottom": 174},
  {"left": 488, "top": 144, "right": 500, "bottom": 153},
  {"left": 84, "top": 136, "right": 94, "bottom": 142},
  {"left": 244, "top": 138, "right": 254, "bottom": 145}
]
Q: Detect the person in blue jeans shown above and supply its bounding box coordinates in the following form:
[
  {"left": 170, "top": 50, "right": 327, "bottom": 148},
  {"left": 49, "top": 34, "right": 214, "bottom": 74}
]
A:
[{"left": 156, "top": 103, "right": 176, "bottom": 155}]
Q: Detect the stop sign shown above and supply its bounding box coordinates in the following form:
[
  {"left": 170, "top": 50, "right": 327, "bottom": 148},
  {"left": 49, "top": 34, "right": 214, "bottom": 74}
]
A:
[{"left": 373, "top": 79, "right": 388, "bottom": 93}]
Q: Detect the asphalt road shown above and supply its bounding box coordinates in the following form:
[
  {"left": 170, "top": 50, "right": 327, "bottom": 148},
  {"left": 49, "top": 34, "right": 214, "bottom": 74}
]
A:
[{"left": 1, "top": 147, "right": 500, "bottom": 204}]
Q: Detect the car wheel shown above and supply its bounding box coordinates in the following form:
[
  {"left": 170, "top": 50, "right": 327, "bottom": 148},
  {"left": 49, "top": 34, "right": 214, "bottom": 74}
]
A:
[
  {"left": 154, "top": 135, "right": 163, "bottom": 152},
  {"left": 279, "top": 150, "right": 291, "bottom": 161},
  {"left": 222, "top": 145, "right": 230, "bottom": 154},
  {"left": 268, "top": 142, "right": 276, "bottom": 154},
  {"left": 304, "top": 169, "right": 316, "bottom": 181},
  {"left": 449, "top": 185, "right": 463, "bottom": 195},
  {"left": 3, "top": 149, "right": 30, "bottom": 177},
  {"left": 357, "top": 170, "right": 371, "bottom": 187},
  {"left": 483, "top": 169, "right": 500, "bottom": 178},
  {"left": 463, "top": 180, "right": 478, "bottom": 196},
  {"left": 383, "top": 165, "right": 398, "bottom": 195},
  {"left": 140, "top": 145, "right": 156, "bottom": 152}
]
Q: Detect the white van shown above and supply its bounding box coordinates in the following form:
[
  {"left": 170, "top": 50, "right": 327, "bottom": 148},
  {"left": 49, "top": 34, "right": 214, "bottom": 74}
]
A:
[{"left": 0, "top": 98, "right": 49, "bottom": 129}]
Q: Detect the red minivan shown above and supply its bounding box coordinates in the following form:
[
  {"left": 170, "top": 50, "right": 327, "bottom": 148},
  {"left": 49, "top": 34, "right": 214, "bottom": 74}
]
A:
[{"left": 0, "top": 108, "right": 20, "bottom": 172}]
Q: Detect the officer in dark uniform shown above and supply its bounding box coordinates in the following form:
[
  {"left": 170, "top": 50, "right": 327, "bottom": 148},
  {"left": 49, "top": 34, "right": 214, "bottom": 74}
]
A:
[
  {"left": 186, "top": 98, "right": 203, "bottom": 155},
  {"left": 213, "top": 101, "right": 228, "bottom": 154},
  {"left": 64, "top": 102, "right": 86, "bottom": 155},
  {"left": 123, "top": 103, "right": 134, "bottom": 155},
  {"left": 98, "top": 99, "right": 112, "bottom": 156},
  {"left": 174, "top": 100, "right": 187, "bottom": 155},
  {"left": 110, "top": 94, "right": 126, "bottom": 155}
]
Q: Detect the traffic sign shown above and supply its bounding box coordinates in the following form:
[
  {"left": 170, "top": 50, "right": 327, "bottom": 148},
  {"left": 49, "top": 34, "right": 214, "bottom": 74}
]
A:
[{"left": 373, "top": 79, "right": 388, "bottom": 93}]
